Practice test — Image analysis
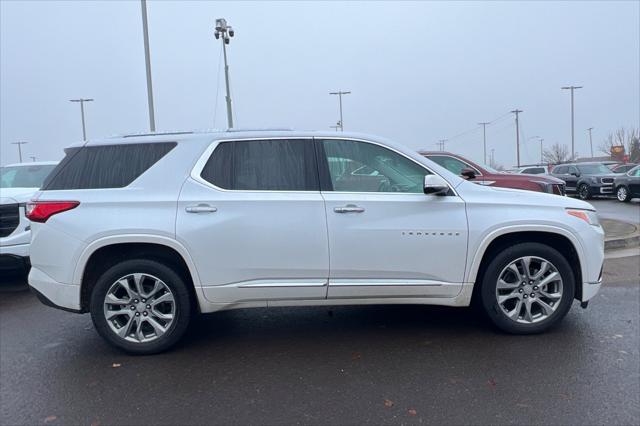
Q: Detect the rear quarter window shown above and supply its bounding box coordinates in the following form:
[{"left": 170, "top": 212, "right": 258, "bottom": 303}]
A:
[{"left": 43, "top": 142, "right": 176, "bottom": 190}]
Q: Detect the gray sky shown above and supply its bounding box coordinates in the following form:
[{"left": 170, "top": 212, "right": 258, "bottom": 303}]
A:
[{"left": 1, "top": 0, "right": 639, "bottom": 167}]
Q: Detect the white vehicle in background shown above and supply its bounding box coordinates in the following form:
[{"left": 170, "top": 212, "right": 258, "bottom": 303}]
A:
[
  {"left": 1, "top": 161, "right": 58, "bottom": 274},
  {"left": 27, "top": 130, "right": 604, "bottom": 354},
  {"left": 516, "top": 165, "right": 552, "bottom": 175}
]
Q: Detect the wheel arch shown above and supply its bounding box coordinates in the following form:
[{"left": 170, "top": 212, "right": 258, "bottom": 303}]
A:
[
  {"left": 74, "top": 235, "right": 203, "bottom": 313},
  {"left": 467, "top": 227, "right": 584, "bottom": 302}
]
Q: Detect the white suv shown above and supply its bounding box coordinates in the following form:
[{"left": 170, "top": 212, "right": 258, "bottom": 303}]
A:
[
  {"left": 27, "top": 131, "right": 604, "bottom": 354},
  {"left": 1, "top": 161, "right": 58, "bottom": 274}
]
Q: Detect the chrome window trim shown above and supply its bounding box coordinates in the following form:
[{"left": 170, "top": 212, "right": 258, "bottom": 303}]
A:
[{"left": 190, "top": 136, "right": 459, "bottom": 196}]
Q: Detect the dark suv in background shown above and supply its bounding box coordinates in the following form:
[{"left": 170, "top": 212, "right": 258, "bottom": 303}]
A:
[{"left": 550, "top": 162, "right": 618, "bottom": 200}]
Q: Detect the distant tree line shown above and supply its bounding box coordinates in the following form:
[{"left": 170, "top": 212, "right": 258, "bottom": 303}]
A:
[{"left": 542, "top": 126, "right": 639, "bottom": 164}]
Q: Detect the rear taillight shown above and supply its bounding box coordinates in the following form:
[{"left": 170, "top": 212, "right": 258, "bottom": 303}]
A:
[{"left": 26, "top": 201, "right": 79, "bottom": 223}]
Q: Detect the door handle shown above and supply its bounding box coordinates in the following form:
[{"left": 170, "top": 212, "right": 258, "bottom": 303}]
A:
[
  {"left": 334, "top": 204, "right": 365, "bottom": 213},
  {"left": 185, "top": 204, "right": 217, "bottom": 213}
]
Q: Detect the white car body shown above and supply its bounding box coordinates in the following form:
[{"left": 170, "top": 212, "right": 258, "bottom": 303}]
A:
[
  {"left": 0, "top": 161, "right": 58, "bottom": 271},
  {"left": 28, "top": 131, "right": 604, "bottom": 318}
]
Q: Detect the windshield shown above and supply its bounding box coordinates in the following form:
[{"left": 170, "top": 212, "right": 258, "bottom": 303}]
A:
[
  {"left": 481, "top": 163, "right": 500, "bottom": 174},
  {"left": 577, "top": 164, "right": 613, "bottom": 174},
  {"left": 0, "top": 164, "right": 57, "bottom": 188}
]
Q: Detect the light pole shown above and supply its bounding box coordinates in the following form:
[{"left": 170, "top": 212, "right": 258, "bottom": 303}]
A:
[
  {"left": 329, "top": 90, "right": 351, "bottom": 131},
  {"left": 11, "top": 141, "right": 27, "bottom": 163},
  {"left": 561, "top": 85, "right": 583, "bottom": 159},
  {"left": 528, "top": 136, "right": 544, "bottom": 164},
  {"left": 141, "top": 0, "right": 156, "bottom": 132},
  {"left": 478, "top": 122, "right": 489, "bottom": 164},
  {"left": 490, "top": 148, "right": 495, "bottom": 167},
  {"left": 587, "top": 127, "right": 594, "bottom": 158},
  {"left": 511, "top": 109, "right": 523, "bottom": 167},
  {"left": 69, "top": 98, "right": 93, "bottom": 140},
  {"left": 214, "top": 18, "right": 235, "bottom": 129},
  {"left": 30, "top": 156, "right": 36, "bottom": 162},
  {"left": 436, "top": 139, "right": 447, "bottom": 151},
  {"left": 330, "top": 124, "right": 340, "bottom": 132}
]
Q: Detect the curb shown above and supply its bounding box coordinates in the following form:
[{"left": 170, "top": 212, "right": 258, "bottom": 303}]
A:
[
  {"left": 602, "top": 219, "right": 640, "bottom": 251},
  {"left": 605, "top": 234, "right": 640, "bottom": 251}
]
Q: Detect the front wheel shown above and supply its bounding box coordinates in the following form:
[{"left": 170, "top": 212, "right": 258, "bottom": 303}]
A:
[
  {"left": 578, "top": 184, "right": 591, "bottom": 200},
  {"left": 90, "top": 259, "right": 192, "bottom": 354},
  {"left": 616, "top": 185, "right": 631, "bottom": 202},
  {"left": 480, "top": 242, "right": 575, "bottom": 334}
]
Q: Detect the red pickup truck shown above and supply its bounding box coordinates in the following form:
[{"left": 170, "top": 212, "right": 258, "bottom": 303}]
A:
[{"left": 419, "top": 151, "right": 566, "bottom": 195}]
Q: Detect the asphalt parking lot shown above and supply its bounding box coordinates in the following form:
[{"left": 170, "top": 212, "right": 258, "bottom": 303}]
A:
[{"left": 1, "top": 201, "right": 639, "bottom": 426}]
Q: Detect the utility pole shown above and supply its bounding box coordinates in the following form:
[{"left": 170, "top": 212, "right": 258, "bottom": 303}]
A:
[
  {"left": 141, "top": 0, "right": 156, "bottom": 132},
  {"left": 69, "top": 98, "right": 93, "bottom": 140},
  {"left": 538, "top": 138, "right": 544, "bottom": 164},
  {"left": 214, "top": 18, "right": 235, "bottom": 129},
  {"left": 11, "top": 141, "right": 27, "bottom": 163},
  {"left": 30, "top": 156, "right": 36, "bottom": 162},
  {"left": 587, "top": 127, "right": 594, "bottom": 158},
  {"left": 478, "top": 122, "right": 489, "bottom": 164},
  {"left": 561, "top": 85, "right": 583, "bottom": 159},
  {"left": 490, "top": 148, "right": 495, "bottom": 167},
  {"left": 330, "top": 124, "right": 340, "bottom": 132},
  {"left": 511, "top": 109, "right": 523, "bottom": 167},
  {"left": 436, "top": 139, "right": 447, "bottom": 151},
  {"left": 329, "top": 90, "right": 351, "bottom": 131}
]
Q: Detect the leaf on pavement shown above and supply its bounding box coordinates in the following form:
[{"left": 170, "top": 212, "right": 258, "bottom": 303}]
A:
[
  {"left": 351, "top": 352, "right": 362, "bottom": 360},
  {"left": 408, "top": 409, "right": 417, "bottom": 416},
  {"left": 487, "top": 379, "right": 497, "bottom": 387},
  {"left": 384, "top": 399, "right": 394, "bottom": 408},
  {"left": 43, "top": 415, "right": 57, "bottom": 424},
  {"left": 111, "top": 363, "right": 121, "bottom": 368}
]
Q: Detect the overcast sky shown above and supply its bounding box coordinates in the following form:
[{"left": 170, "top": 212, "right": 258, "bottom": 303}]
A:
[{"left": 1, "top": 0, "right": 638, "bottom": 167}]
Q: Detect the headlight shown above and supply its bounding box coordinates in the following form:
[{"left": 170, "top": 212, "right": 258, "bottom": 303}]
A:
[
  {"left": 590, "top": 177, "right": 598, "bottom": 184},
  {"left": 534, "top": 181, "right": 553, "bottom": 193},
  {"left": 567, "top": 209, "right": 600, "bottom": 227}
]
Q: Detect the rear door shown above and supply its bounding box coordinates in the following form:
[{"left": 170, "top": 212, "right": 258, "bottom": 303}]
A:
[
  {"left": 318, "top": 138, "right": 467, "bottom": 299},
  {"left": 176, "top": 138, "right": 329, "bottom": 305}
]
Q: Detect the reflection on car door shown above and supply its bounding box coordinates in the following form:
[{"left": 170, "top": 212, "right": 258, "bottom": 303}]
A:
[
  {"left": 317, "top": 138, "right": 468, "bottom": 299},
  {"left": 177, "top": 138, "right": 329, "bottom": 305}
]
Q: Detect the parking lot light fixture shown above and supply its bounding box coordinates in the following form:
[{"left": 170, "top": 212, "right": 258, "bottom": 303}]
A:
[{"left": 214, "top": 18, "right": 235, "bottom": 129}]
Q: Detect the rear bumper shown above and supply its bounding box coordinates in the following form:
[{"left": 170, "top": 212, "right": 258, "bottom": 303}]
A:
[{"left": 28, "top": 266, "right": 82, "bottom": 312}]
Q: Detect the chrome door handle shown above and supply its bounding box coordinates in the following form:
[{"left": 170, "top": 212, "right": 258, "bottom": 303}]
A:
[
  {"left": 185, "top": 204, "right": 217, "bottom": 213},
  {"left": 334, "top": 204, "right": 365, "bottom": 213}
]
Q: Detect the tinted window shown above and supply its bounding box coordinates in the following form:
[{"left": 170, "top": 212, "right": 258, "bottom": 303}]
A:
[
  {"left": 201, "top": 139, "right": 318, "bottom": 191},
  {"left": 321, "top": 140, "right": 429, "bottom": 193},
  {"left": 0, "top": 164, "right": 56, "bottom": 188},
  {"left": 427, "top": 155, "right": 479, "bottom": 176},
  {"left": 576, "top": 164, "right": 612, "bottom": 174},
  {"left": 553, "top": 166, "right": 567, "bottom": 174},
  {"left": 569, "top": 166, "right": 579, "bottom": 175},
  {"left": 522, "top": 167, "right": 545, "bottom": 174},
  {"left": 43, "top": 142, "right": 176, "bottom": 190}
]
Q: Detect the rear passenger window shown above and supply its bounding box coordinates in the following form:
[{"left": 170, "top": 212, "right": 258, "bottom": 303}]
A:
[
  {"left": 43, "top": 142, "right": 176, "bottom": 190},
  {"left": 554, "top": 166, "right": 567, "bottom": 174},
  {"left": 200, "top": 139, "right": 318, "bottom": 191}
]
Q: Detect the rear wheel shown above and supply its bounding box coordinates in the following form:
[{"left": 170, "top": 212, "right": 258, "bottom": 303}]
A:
[
  {"left": 90, "top": 259, "right": 192, "bottom": 354},
  {"left": 480, "top": 242, "right": 575, "bottom": 334},
  {"left": 616, "top": 185, "right": 631, "bottom": 202},
  {"left": 578, "top": 183, "right": 591, "bottom": 200}
]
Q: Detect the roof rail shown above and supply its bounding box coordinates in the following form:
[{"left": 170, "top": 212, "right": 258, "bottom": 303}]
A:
[
  {"left": 224, "top": 127, "right": 293, "bottom": 132},
  {"left": 121, "top": 131, "right": 195, "bottom": 138}
]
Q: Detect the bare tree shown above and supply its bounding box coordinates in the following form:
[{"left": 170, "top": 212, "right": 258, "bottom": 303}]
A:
[
  {"left": 543, "top": 142, "right": 572, "bottom": 164},
  {"left": 599, "top": 127, "right": 640, "bottom": 157}
]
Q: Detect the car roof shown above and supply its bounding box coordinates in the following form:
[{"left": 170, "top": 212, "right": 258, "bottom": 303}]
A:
[{"left": 2, "top": 161, "right": 58, "bottom": 167}]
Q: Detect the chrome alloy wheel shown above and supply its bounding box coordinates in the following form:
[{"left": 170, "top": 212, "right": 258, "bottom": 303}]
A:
[
  {"left": 103, "top": 273, "right": 176, "bottom": 343},
  {"left": 495, "top": 256, "right": 563, "bottom": 324},
  {"left": 617, "top": 186, "right": 628, "bottom": 201}
]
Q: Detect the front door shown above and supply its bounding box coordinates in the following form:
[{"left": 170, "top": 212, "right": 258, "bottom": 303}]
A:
[
  {"left": 177, "top": 138, "right": 329, "bottom": 305},
  {"left": 317, "top": 138, "right": 468, "bottom": 299}
]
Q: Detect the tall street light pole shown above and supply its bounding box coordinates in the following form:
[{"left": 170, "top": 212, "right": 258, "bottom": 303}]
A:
[
  {"left": 528, "top": 136, "right": 544, "bottom": 164},
  {"left": 511, "top": 109, "right": 523, "bottom": 167},
  {"left": 141, "top": 0, "right": 156, "bottom": 132},
  {"left": 561, "top": 85, "right": 583, "bottom": 160},
  {"left": 11, "top": 141, "right": 27, "bottom": 163},
  {"left": 69, "top": 98, "right": 93, "bottom": 140},
  {"left": 214, "top": 18, "right": 235, "bottom": 129},
  {"left": 329, "top": 90, "right": 351, "bottom": 131},
  {"left": 478, "top": 122, "right": 489, "bottom": 164},
  {"left": 30, "top": 156, "right": 36, "bottom": 162},
  {"left": 436, "top": 139, "right": 447, "bottom": 151},
  {"left": 587, "top": 127, "right": 594, "bottom": 158}
]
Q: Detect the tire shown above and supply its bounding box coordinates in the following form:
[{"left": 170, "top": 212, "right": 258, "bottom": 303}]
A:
[
  {"left": 578, "top": 183, "right": 591, "bottom": 200},
  {"left": 479, "top": 242, "right": 575, "bottom": 334},
  {"left": 616, "top": 185, "right": 631, "bottom": 202},
  {"left": 90, "top": 259, "right": 192, "bottom": 354}
]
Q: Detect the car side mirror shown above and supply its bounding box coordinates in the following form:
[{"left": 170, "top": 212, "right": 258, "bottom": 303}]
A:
[
  {"left": 460, "top": 168, "right": 476, "bottom": 180},
  {"left": 424, "top": 175, "right": 449, "bottom": 196}
]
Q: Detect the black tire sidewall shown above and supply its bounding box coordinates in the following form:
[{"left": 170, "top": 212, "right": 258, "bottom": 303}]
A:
[
  {"left": 480, "top": 242, "right": 575, "bottom": 334},
  {"left": 578, "top": 184, "right": 590, "bottom": 200},
  {"left": 90, "top": 259, "right": 192, "bottom": 355}
]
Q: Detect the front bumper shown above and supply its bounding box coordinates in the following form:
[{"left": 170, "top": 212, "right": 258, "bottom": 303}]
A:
[{"left": 28, "top": 266, "right": 82, "bottom": 312}]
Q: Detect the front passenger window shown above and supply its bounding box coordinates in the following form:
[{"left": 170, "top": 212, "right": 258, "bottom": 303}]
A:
[{"left": 321, "top": 139, "right": 429, "bottom": 193}]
